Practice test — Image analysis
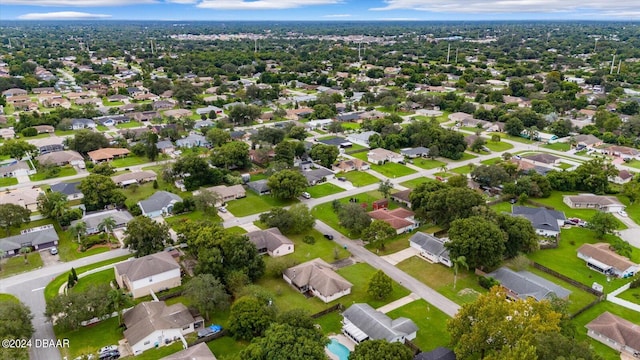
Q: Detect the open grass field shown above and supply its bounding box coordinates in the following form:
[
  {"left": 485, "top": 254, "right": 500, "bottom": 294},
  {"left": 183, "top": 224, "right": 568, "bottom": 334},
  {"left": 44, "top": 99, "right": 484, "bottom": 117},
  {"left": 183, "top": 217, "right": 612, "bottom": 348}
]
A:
[
  {"left": 70, "top": 268, "right": 115, "bottom": 293},
  {"left": 544, "top": 142, "right": 571, "bottom": 151},
  {"left": 226, "top": 191, "right": 298, "bottom": 217},
  {"left": 0, "top": 252, "right": 43, "bottom": 279},
  {"left": 339, "top": 170, "right": 379, "bottom": 187},
  {"left": 29, "top": 165, "right": 77, "bottom": 181},
  {"left": 110, "top": 155, "right": 152, "bottom": 168},
  {"left": 369, "top": 161, "right": 416, "bottom": 178},
  {"left": 411, "top": 158, "right": 446, "bottom": 170},
  {"left": 0, "top": 177, "right": 18, "bottom": 187},
  {"left": 450, "top": 152, "right": 478, "bottom": 162},
  {"left": 400, "top": 177, "right": 439, "bottom": 189},
  {"left": 306, "top": 183, "right": 345, "bottom": 198},
  {"left": 57, "top": 317, "right": 123, "bottom": 360},
  {"left": 480, "top": 157, "right": 502, "bottom": 165},
  {"left": 165, "top": 210, "right": 222, "bottom": 229},
  {"left": 207, "top": 337, "right": 249, "bottom": 360},
  {"left": 115, "top": 121, "right": 142, "bottom": 129},
  {"left": 616, "top": 284, "right": 640, "bottom": 303},
  {"left": 484, "top": 140, "right": 514, "bottom": 152},
  {"left": 387, "top": 299, "right": 451, "bottom": 352}
]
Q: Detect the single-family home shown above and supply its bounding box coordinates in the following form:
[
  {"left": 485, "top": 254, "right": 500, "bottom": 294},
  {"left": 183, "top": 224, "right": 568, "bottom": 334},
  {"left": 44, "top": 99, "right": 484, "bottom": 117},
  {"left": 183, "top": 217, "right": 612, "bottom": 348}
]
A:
[
  {"left": 0, "top": 128, "right": 15, "bottom": 140},
  {"left": 87, "top": 148, "right": 131, "bottom": 164},
  {"left": 247, "top": 179, "right": 270, "bottom": 196},
  {"left": 414, "top": 347, "right": 457, "bottom": 360},
  {"left": 368, "top": 208, "right": 418, "bottom": 234},
  {"left": 197, "top": 184, "right": 246, "bottom": 205},
  {"left": 0, "top": 225, "right": 59, "bottom": 257},
  {"left": 317, "top": 137, "right": 353, "bottom": 149},
  {"left": 409, "top": 232, "right": 452, "bottom": 267},
  {"left": 31, "top": 137, "right": 64, "bottom": 155},
  {"left": 114, "top": 252, "right": 181, "bottom": 298},
  {"left": 390, "top": 189, "right": 412, "bottom": 207},
  {"left": 511, "top": 206, "right": 566, "bottom": 237},
  {"left": 302, "top": 167, "right": 334, "bottom": 186},
  {"left": 283, "top": 258, "right": 352, "bottom": 303},
  {"left": 123, "top": 301, "right": 200, "bottom": 355},
  {"left": 156, "top": 140, "right": 175, "bottom": 155},
  {"left": 36, "top": 150, "right": 84, "bottom": 167},
  {"left": 586, "top": 312, "right": 640, "bottom": 356},
  {"left": 448, "top": 112, "right": 473, "bottom": 123},
  {"left": 563, "top": 195, "right": 626, "bottom": 213},
  {"left": 152, "top": 100, "right": 176, "bottom": 111},
  {"left": 332, "top": 158, "right": 370, "bottom": 173},
  {"left": 486, "top": 267, "right": 571, "bottom": 301},
  {"left": 522, "top": 153, "right": 561, "bottom": 165},
  {"left": 347, "top": 131, "right": 379, "bottom": 147},
  {"left": 0, "top": 187, "right": 43, "bottom": 211},
  {"left": 195, "top": 105, "right": 223, "bottom": 116},
  {"left": 33, "top": 125, "right": 55, "bottom": 134},
  {"left": 577, "top": 243, "right": 639, "bottom": 278},
  {"left": 72, "top": 209, "right": 134, "bottom": 235},
  {"left": 160, "top": 343, "right": 217, "bottom": 360},
  {"left": 610, "top": 170, "right": 634, "bottom": 185},
  {"left": 138, "top": 191, "right": 182, "bottom": 218},
  {"left": 245, "top": 228, "right": 294, "bottom": 257},
  {"left": 342, "top": 303, "right": 418, "bottom": 344},
  {"left": 602, "top": 145, "right": 639, "bottom": 160},
  {"left": 176, "top": 134, "right": 210, "bottom": 148},
  {"left": 306, "top": 119, "right": 334, "bottom": 130},
  {"left": 367, "top": 148, "right": 404, "bottom": 164},
  {"left": 111, "top": 171, "right": 157, "bottom": 187},
  {"left": 400, "top": 147, "right": 430, "bottom": 158},
  {"left": 50, "top": 181, "right": 83, "bottom": 200},
  {"left": 71, "top": 118, "right": 96, "bottom": 130},
  {"left": 573, "top": 134, "right": 602, "bottom": 149},
  {"left": 0, "top": 161, "right": 31, "bottom": 178},
  {"left": 1, "top": 88, "right": 28, "bottom": 98},
  {"left": 164, "top": 109, "right": 193, "bottom": 119}
]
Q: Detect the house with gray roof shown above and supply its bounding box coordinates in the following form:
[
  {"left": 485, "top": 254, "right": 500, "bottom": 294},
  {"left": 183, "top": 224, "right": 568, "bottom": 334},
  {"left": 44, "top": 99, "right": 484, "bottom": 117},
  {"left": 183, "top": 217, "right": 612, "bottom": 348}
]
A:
[
  {"left": 302, "top": 167, "right": 334, "bottom": 186},
  {"left": 138, "top": 191, "right": 182, "bottom": 218},
  {"left": 36, "top": 150, "right": 84, "bottom": 166},
  {"left": 71, "top": 118, "right": 96, "bottom": 130},
  {"left": 156, "top": 140, "right": 175, "bottom": 154},
  {"left": 176, "top": 133, "right": 210, "bottom": 148},
  {"left": 247, "top": 179, "right": 270, "bottom": 196},
  {"left": 0, "top": 226, "right": 59, "bottom": 257},
  {"left": 50, "top": 181, "right": 83, "bottom": 200},
  {"left": 160, "top": 343, "right": 217, "bottom": 360},
  {"left": 111, "top": 171, "right": 157, "bottom": 187},
  {"left": 245, "top": 227, "right": 294, "bottom": 257},
  {"left": 317, "top": 137, "right": 352, "bottom": 148},
  {"left": 342, "top": 303, "right": 418, "bottom": 344},
  {"left": 347, "top": 131, "right": 379, "bottom": 147},
  {"left": 401, "top": 147, "right": 430, "bottom": 158},
  {"left": 283, "top": 258, "right": 352, "bottom": 303},
  {"left": 486, "top": 267, "right": 570, "bottom": 301},
  {"left": 414, "top": 347, "right": 456, "bottom": 360},
  {"left": 409, "top": 232, "right": 452, "bottom": 267},
  {"left": 511, "top": 206, "right": 566, "bottom": 237},
  {"left": 115, "top": 251, "right": 181, "bottom": 299},
  {"left": 72, "top": 209, "right": 133, "bottom": 235},
  {"left": 0, "top": 161, "right": 31, "bottom": 178}
]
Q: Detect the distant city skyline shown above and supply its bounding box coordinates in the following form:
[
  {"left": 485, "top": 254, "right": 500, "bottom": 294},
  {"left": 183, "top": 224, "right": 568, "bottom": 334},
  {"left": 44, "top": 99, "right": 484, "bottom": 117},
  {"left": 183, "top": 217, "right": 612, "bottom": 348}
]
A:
[{"left": 0, "top": 0, "right": 639, "bottom": 21}]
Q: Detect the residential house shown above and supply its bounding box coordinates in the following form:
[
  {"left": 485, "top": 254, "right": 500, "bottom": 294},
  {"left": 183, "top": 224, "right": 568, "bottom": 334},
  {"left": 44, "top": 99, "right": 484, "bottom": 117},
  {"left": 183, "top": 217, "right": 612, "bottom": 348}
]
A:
[
  {"left": 197, "top": 184, "right": 245, "bottom": 205},
  {"left": 486, "top": 267, "right": 571, "bottom": 301},
  {"left": 367, "top": 148, "right": 404, "bottom": 164},
  {"left": 71, "top": 118, "right": 96, "bottom": 130},
  {"left": 36, "top": 150, "right": 84, "bottom": 167},
  {"left": 31, "top": 137, "right": 64, "bottom": 154},
  {"left": 602, "top": 145, "right": 639, "bottom": 160},
  {"left": 522, "top": 153, "right": 561, "bottom": 165},
  {"left": 0, "top": 128, "right": 15, "bottom": 140},
  {"left": 400, "top": 147, "right": 430, "bottom": 158},
  {"left": 176, "top": 134, "right": 210, "bottom": 148},
  {"left": 0, "top": 161, "right": 31, "bottom": 178},
  {"left": 283, "top": 258, "right": 352, "bottom": 303},
  {"left": 138, "top": 191, "right": 182, "bottom": 218},
  {"left": 72, "top": 209, "right": 133, "bottom": 235},
  {"left": 87, "top": 148, "right": 130, "bottom": 164},
  {"left": 333, "top": 158, "right": 370, "bottom": 173},
  {"left": 123, "top": 301, "right": 199, "bottom": 355},
  {"left": 511, "top": 206, "right": 566, "bottom": 237},
  {"left": 32, "top": 87, "right": 55, "bottom": 94},
  {"left": 448, "top": 112, "right": 473, "bottom": 123},
  {"left": 486, "top": 122, "right": 506, "bottom": 133},
  {"left": 610, "top": 170, "right": 634, "bottom": 185},
  {"left": 577, "top": 243, "right": 639, "bottom": 278},
  {"left": 0, "top": 187, "right": 43, "bottom": 211},
  {"left": 306, "top": 119, "right": 334, "bottom": 130},
  {"left": 111, "top": 171, "right": 157, "bottom": 187},
  {"left": 368, "top": 208, "right": 418, "bottom": 234},
  {"left": 115, "top": 252, "right": 181, "bottom": 298},
  {"left": 342, "top": 303, "right": 418, "bottom": 344},
  {"left": 409, "top": 232, "right": 452, "bottom": 267},
  {"left": 347, "top": 131, "right": 379, "bottom": 147},
  {"left": 2, "top": 88, "right": 28, "bottom": 98},
  {"left": 164, "top": 109, "right": 193, "bottom": 119},
  {"left": 160, "top": 343, "right": 217, "bottom": 360},
  {"left": 586, "top": 312, "right": 640, "bottom": 356},
  {"left": 0, "top": 225, "right": 59, "bottom": 257},
  {"left": 50, "top": 181, "right": 83, "bottom": 201},
  {"left": 195, "top": 105, "right": 223, "bottom": 115},
  {"left": 337, "top": 112, "right": 362, "bottom": 122},
  {"left": 318, "top": 137, "right": 353, "bottom": 149},
  {"left": 578, "top": 109, "right": 597, "bottom": 121},
  {"left": 563, "top": 195, "right": 626, "bottom": 213},
  {"left": 33, "top": 125, "right": 55, "bottom": 134},
  {"left": 574, "top": 134, "right": 602, "bottom": 149},
  {"left": 245, "top": 228, "right": 294, "bottom": 257},
  {"left": 414, "top": 348, "right": 456, "bottom": 360},
  {"left": 247, "top": 180, "right": 270, "bottom": 196},
  {"left": 303, "top": 167, "right": 335, "bottom": 186},
  {"left": 390, "top": 189, "right": 412, "bottom": 207}
]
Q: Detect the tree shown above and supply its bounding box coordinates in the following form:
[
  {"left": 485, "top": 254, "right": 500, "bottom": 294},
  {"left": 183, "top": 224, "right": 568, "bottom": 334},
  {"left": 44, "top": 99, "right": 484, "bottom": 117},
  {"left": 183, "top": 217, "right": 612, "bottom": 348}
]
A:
[
  {"left": 587, "top": 212, "right": 618, "bottom": 239},
  {"left": 350, "top": 340, "right": 413, "bottom": 360},
  {"left": 79, "top": 174, "right": 125, "bottom": 211},
  {"left": 267, "top": 170, "right": 308, "bottom": 200},
  {"left": 413, "top": 187, "right": 484, "bottom": 226},
  {"left": 228, "top": 104, "right": 261, "bottom": 125},
  {"left": 0, "top": 204, "right": 31, "bottom": 236},
  {"left": 505, "top": 117, "right": 524, "bottom": 137},
  {"left": 287, "top": 126, "right": 308, "bottom": 141},
  {"left": 252, "top": 127, "right": 286, "bottom": 145},
  {"left": 327, "top": 121, "right": 344, "bottom": 133},
  {"left": 446, "top": 216, "right": 506, "bottom": 270},
  {"left": 97, "top": 216, "right": 117, "bottom": 244},
  {"left": 37, "top": 191, "right": 70, "bottom": 222},
  {"left": 184, "top": 274, "right": 230, "bottom": 320},
  {"left": 309, "top": 143, "right": 339, "bottom": 168},
  {"left": 211, "top": 141, "right": 251, "bottom": 169},
  {"left": 622, "top": 180, "right": 640, "bottom": 204},
  {"left": 0, "top": 296, "right": 34, "bottom": 360},
  {"left": 69, "top": 221, "right": 87, "bottom": 243},
  {"left": 65, "top": 130, "right": 109, "bottom": 153},
  {"left": 362, "top": 220, "right": 396, "bottom": 250},
  {"left": 378, "top": 179, "right": 393, "bottom": 199},
  {"left": 228, "top": 296, "right": 276, "bottom": 341},
  {"left": 535, "top": 333, "right": 603, "bottom": 360},
  {"left": 241, "top": 322, "right": 327, "bottom": 360},
  {"left": 123, "top": 216, "right": 171, "bottom": 257},
  {"left": 259, "top": 207, "right": 294, "bottom": 234},
  {"left": 0, "top": 139, "right": 38, "bottom": 159},
  {"left": 206, "top": 128, "right": 231, "bottom": 147},
  {"left": 448, "top": 287, "right": 562, "bottom": 360},
  {"left": 497, "top": 214, "right": 539, "bottom": 258},
  {"left": 273, "top": 141, "right": 296, "bottom": 167},
  {"left": 367, "top": 270, "right": 393, "bottom": 300},
  {"left": 91, "top": 162, "right": 115, "bottom": 176},
  {"left": 45, "top": 284, "right": 113, "bottom": 331},
  {"left": 452, "top": 256, "right": 468, "bottom": 289},
  {"left": 337, "top": 202, "right": 372, "bottom": 235},
  {"left": 447, "top": 175, "right": 468, "bottom": 188},
  {"left": 470, "top": 136, "right": 486, "bottom": 153},
  {"left": 471, "top": 164, "right": 510, "bottom": 187},
  {"left": 193, "top": 189, "right": 221, "bottom": 215},
  {"left": 107, "top": 288, "right": 133, "bottom": 325},
  {"left": 287, "top": 204, "right": 316, "bottom": 234}
]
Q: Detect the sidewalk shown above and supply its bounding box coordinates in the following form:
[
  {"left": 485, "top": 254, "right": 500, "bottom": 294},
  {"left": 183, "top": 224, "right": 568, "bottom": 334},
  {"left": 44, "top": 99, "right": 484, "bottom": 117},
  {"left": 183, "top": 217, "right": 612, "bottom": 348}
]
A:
[
  {"left": 376, "top": 293, "right": 420, "bottom": 313},
  {"left": 381, "top": 247, "right": 419, "bottom": 265}
]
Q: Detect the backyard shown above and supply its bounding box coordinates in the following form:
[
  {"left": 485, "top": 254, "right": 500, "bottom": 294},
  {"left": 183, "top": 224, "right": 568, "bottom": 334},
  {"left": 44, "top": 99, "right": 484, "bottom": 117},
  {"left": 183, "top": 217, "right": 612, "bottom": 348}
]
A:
[
  {"left": 387, "top": 299, "right": 451, "bottom": 352},
  {"left": 115, "top": 121, "right": 143, "bottom": 129}
]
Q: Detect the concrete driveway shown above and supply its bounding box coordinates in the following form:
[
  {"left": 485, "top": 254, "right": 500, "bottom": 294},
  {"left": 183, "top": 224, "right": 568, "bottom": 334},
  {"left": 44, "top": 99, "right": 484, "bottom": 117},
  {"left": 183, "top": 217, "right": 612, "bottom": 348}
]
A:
[
  {"left": 614, "top": 213, "right": 640, "bottom": 248},
  {"left": 39, "top": 249, "right": 60, "bottom": 267}
]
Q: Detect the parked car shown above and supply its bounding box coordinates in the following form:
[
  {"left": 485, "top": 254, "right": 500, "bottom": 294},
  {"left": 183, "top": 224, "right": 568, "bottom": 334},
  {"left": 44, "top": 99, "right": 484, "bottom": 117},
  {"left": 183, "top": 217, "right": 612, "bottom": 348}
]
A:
[
  {"left": 578, "top": 221, "right": 588, "bottom": 228},
  {"left": 49, "top": 247, "right": 58, "bottom": 255},
  {"left": 198, "top": 324, "right": 223, "bottom": 338},
  {"left": 98, "top": 350, "right": 120, "bottom": 360},
  {"left": 324, "top": 234, "right": 334, "bottom": 240},
  {"left": 301, "top": 192, "right": 311, "bottom": 199},
  {"left": 338, "top": 177, "right": 347, "bottom": 181},
  {"left": 98, "top": 346, "right": 118, "bottom": 354},
  {"left": 618, "top": 210, "right": 628, "bottom": 217},
  {"left": 218, "top": 207, "right": 227, "bottom": 213}
]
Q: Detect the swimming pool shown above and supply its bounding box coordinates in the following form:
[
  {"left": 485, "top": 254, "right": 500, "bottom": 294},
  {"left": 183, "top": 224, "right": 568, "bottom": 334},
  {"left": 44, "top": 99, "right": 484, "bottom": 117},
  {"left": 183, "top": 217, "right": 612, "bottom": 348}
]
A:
[{"left": 326, "top": 338, "right": 351, "bottom": 360}]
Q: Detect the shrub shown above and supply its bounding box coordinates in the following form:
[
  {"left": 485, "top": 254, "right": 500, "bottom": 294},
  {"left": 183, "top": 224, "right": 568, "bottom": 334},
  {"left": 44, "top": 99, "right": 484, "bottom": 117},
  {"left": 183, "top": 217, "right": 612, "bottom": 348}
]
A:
[
  {"left": 630, "top": 276, "right": 640, "bottom": 289},
  {"left": 479, "top": 276, "right": 500, "bottom": 289},
  {"left": 21, "top": 127, "right": 37, "bottom": 137},
  {"left": 302, "top": 235, "right": 315, "bottom": 245}
]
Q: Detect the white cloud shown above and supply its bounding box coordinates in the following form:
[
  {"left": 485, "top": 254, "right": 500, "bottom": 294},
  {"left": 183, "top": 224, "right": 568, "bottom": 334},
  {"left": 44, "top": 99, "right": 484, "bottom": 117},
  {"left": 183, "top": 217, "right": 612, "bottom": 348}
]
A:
[
  {"left": 18, "top": 11, "right": 112, "bottom": 19},
  {"left": 3, "top": 0, "right": 155, "bottom": 6},
  {"left": 323, "top": 14, "right": 352, "bottom": 18},
  {"left": 197, "top": 0, "right": 341, "bottom": 10},
  {"left": 369, "top": 0, "right": 640, "bottom": 15}
]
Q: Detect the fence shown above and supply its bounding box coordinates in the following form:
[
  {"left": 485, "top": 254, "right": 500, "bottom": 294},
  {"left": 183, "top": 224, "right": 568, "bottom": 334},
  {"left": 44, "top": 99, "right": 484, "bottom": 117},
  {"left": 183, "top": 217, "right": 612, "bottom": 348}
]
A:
[
  {"left": 570, "top": 298, "right": 603, "bottom": 319},
  {"left": 188, "top": 329, "right": 227, "bottom": 346},
  {"left": 404, "top": 339, "right": 421, "bottom": 355},
  {"left": 532, "top": 262, "right": 604, "bottom": 297},
  {"left": 607, "top": 283, "right": 640, "bottom": 313},
  {"left": 311, "top": 303, "right": 344, "bottom": 319}
]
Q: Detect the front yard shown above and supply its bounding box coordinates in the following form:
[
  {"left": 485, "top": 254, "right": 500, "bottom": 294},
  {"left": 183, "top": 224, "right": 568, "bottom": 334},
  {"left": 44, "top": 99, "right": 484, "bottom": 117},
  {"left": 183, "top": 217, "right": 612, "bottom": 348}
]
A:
[
  {"left": 226, "top": 191, "right": 298, "bottom": 217},
  {"left": 115, "top": 121, "right": 143, "bottom": 129},
  {"left": 338, "top": 170, "right": 379, "bottom": 187},
  {"left": 0, "top": 177, "right": 18, "bottom": 187},
  {"left": 29, "top": 165, "right": 77, "bottom": 181},
  {"left": 110, "top": 155, "right": 152, "bottom": 168},
  {"left": 411, "top": 158, "right": 446, "bottom": 170},
  {"left": 0, "top": 252, "right": 43, "bottom": 279},
  {"left": 369, "top": 162, "right": 416, "bottom": 178},
  {"left": 305, "top": 183, "right": 345, "bottom": 198},
  {"left": 484, "top": 140, "right": 514, "bottom": 152}
]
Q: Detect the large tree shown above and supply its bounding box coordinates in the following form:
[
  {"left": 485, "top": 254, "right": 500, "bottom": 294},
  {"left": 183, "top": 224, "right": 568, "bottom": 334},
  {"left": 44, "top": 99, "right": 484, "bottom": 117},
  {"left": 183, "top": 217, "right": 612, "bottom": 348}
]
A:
[
  {"left": 228, "top": 104, "right": 261, "bottom": 125},
  {"left": 446, "top": 216, "right": 506, "bottom": 270},
  {"left": 0, "top": 204, "right": 31, "bottom": 236},
  {"left": 79, "top": 174, "right": 125, "bottom": 211},
  {"left": 173, "top": 154, "right": 223, "bottom": 191},
  {"left": 228, "top": 296, "right": 276, "bottom": 341},
  {"left": 309, "top": 143, "right": 339, "bottom": 168},
  {"left": 193, "top": 189, "right": 221, "bottom": 215},
  {"left": 337, "top": 202, "right": 372, "bottom": 236},
  {"left": 448, "top": 287, "right": 562, "bottom": 360},
  {"left": 496, "top": 214, "right": 539, "bottom": 258},
  {"left": 367, "top": 270, "right": 393, "bottom": 300},
  {"left": 362, "top": 220, "right": 396, "bottom": 250},
  {"left": 45, "top": 284, "right": 113, "bottom": 331},
  {"left": 37, "top": 191, "right": 70, "bottom": 223},
  {"left": 184, "top": 274, "right": 230, "bottom": 321},
  {"left": 587, "top": 212, "right": 618, "bottom": 239},
  {"left": 123, "top": 216, "right": 171, "bottom": 257},
  {"left": 471, "top": 165, "right": 510, "bottom": 188},
  {"left": 0, "top": 296, "right": 34, "bottom": 360},
  {"left": 65, "top": 129, "right": 109, "bottom": 153},
  {"left": 350, "top": 340, "right": 413, "bottom": 360},
  {"left": 267, "top": 170, "right": 308, "bottom": 200},
  {"left": 206, "top": 128, "right": 231, "bottom": 147},
  {"left": 210, "top": 141, "right": 250, "bottom": 169},
  {"left": 414, "top": 187, "right": 484, "bottom": 227},
  {"left": 0, "top": 139, "right": 38, "bottom": 159}
]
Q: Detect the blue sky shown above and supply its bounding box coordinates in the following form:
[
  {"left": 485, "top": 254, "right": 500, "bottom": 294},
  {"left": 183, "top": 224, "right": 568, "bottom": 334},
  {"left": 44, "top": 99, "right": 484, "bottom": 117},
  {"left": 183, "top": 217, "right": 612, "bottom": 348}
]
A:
[{"left": 0, "top": 0, "right": 639, "bottom": 21}]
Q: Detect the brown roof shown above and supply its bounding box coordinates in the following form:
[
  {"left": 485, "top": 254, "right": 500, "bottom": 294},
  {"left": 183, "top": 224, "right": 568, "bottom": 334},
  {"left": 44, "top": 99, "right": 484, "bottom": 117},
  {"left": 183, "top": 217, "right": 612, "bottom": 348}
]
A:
[
  {"left": 283, "top": 258, "right": 352, "bottom": 297},
  {"left": 87, "top": 147, "right": 130, "bottom": 161},
  {"left": 391, "top": 189, "right": 411, "bottom": 203},
  {"left": 618, "top": 170, "right": 634, "bottom": 180},
  {"left": 111, "top": 171, "right": 157, "bottom": 184},
  {"left": 523, "top": 153, "right": 560, "bottom": 164},
  {"left": 578, "top": 243, "right": 636, "bottom": 272},
  {"left": 245, "top": 227, "right": 293, "bottom": 252},
  {"left": 586, "top": 312, "right": 640, "bottom": 351},
  {"left": 123, "top": 301, "right": 194, "bottom": 347},
  {"left": 368, "top": 208, "right": 414, "bottom": 229},
  {"left": 565, "top": 195, "right": 623, "bottom": 207},
  {"left": 114, "top": 252, "right": 179, "bottom": 282}
]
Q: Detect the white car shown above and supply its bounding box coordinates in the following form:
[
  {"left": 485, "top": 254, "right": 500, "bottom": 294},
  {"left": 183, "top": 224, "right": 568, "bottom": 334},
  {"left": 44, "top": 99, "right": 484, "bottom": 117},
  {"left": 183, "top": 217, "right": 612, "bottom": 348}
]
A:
[
  {"left": 49, "top": 247, "right": 58, "bottom": 255},
  {"left": 618, "top": 210, "right": 628, "bottom": 217},
  {"left": 98, "top": 345, "right": 118, "bottom": 354},
  {"left": 301, "top": 192, "right": 311, "bottom": 199}
]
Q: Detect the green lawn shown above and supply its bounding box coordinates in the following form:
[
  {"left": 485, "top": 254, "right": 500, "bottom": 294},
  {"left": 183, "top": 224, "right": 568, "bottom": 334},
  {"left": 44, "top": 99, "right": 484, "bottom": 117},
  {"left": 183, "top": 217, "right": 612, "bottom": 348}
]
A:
[
  {"left": 387, "top": 299, "right": 451, "bottom": 352},
  {"left": 57, "top": 316, "right": 123, "bottom": 359},
  {"left": 96, "top": 125, "right": 109, "bottom": 132},
  {"left": 166, "top": 210, "right": 222, "bottom": 229},
  {"left": 0, "top": 293, "right": 19, "bottom": 303},
  {"left": 131, "top": 343, "right": 185, "bottom": 360},
  {"left": 207, "top": 337, "right": 249, "bottom": 360},
  {"left": 544, "top": 142, "right": 571, "bottom": 151},
  {"left": 0, "top": 177, "right": 18, "bottom": 187},
  {"left": 315, "top": 311, "right": 343, "bottom": 335},
  {"left": 341, "top": 122, "right": 361, "bottom": 130},
  {"left": 115, "top": 121, "right": 142, "bottom": 129},
  {"left": 29, "top": 165, "right": 77, "bottom": 181},
  {"left": 110, "top": 155, "right": 152, "bottom": 168},
  {"left": 522, "top": 265, "right": 597, "bottom": 314},
  {"left": 225, "top": 226, "right": 247, "bottom": 235},
  {"left": 617, "top": 195, "right": 640, "bottom": 227},
  {"left": 70, "top": 268, "right": 115, "bottom": 293},
  {"left": 616, "top": 284, "right": 640, "bottom": 303},
  {"left": 344, "top": 143, "right": 367, "bottom": 154},
  {"left": 411, "top": 158, "right": 445, "bottom": 170},
  {"left": 451, "top": 164, "right": 474, "bottom": 175},
  {"left": 306, "top": 183, "right": 345, "bottom": 198},
  {"left": 276, "top": 229, "right": 350, "bottom": 264},
  {"left": 529, "top": 192, "right": 626, "bottom": 227},
  {"left": 0, "top": 252, "right": 43, "bottom": 279},
  {"left": 226, "top": 191, "right": 298, "bottom": 217},
  {"left": 370, "top": 162, "right": 416, "bottom": 178},
  {"left": 54, "top": 130, "right": 75, "bottom": 136},
  {"left": 400, "top": 177, "right": 439, "bottom": 189},
  {"left": 364, "top": 223, "right": 440, "bottom": 256},
  {"left": 122, "top": 182, "right": 159, "bottom": 208},
  {"left": 480, "top": 157, "right": 502, "bottom": 165},
  {"left": 484, "top": 140, "right": 514, "bottom": 152},
  {"left": 557, "top": 162, "right": 573, "bottom": 170},
  {"left": 339, "top": 171, "right": 379, "bottom": 187},
  {"left": 452, "top": 152, "right": 478, "bottom": 161}
]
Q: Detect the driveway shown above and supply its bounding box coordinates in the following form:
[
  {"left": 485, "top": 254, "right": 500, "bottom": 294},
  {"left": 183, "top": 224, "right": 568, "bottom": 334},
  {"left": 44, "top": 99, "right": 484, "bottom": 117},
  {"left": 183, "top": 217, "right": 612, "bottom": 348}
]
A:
[
  {"left": 614, "top": 213, "right": 640, "bottom": 248},
  {"left": 381, "top": 247, "right": 419, "bottom": 265},
  {"left": 39, "top": 249, "right": 60, "bottom": 267}
]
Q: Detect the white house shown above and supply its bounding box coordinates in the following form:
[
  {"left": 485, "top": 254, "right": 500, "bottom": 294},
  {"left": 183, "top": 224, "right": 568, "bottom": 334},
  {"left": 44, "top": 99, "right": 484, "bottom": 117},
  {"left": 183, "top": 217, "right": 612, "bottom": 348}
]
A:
[
  {"left": 586, "top": 312, "right": 640, "bottom": 356},
  {"left": 283, "top": 258, "right": 352, "bottom": 303},
  {"left": 578, "top": 243, "right": 639, "bottom": 278},
  {"left": 511, "top": 206, "right": 566, "bottom": 237},
  {"left": 138, "top": 191, "right": 182, "bottom": 218},
  {"left": 347, "top": 131, "right": 379, "bottom": 147},
  {"left": 114, "top": 252, "right": 181, "bottom": 298},
  {"left": 71, "top": 209, "right": 133, "bottom": 235},
  {"left": 563, "top": 195, "right": 626, "bottom": 213},
  {"left": 409, "top": 232, "right": 452, "bottom": 267},
  {"left": 342, "top": 303, "right": 418, "bottom": 344},
  {"left": 367, "top": 148, "right": 404, "bottom": 164},
  {"left": 245, "top": 228, "right": 294, "bottom": 257}
]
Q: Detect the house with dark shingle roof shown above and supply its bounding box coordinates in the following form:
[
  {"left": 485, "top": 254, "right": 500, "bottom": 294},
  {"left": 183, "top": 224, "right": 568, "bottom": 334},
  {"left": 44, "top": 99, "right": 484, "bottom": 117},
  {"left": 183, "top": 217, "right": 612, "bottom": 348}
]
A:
[
  {"left": 409, "top": 232, "right": 452, "bottom": 267},
  {"left": 50, "top": 181, "right": 83, "bottom": 200},
  {"left": 114, "top": 252, "right": 181, "bottom": 298},
  {"left": 486, "top": 267, "right": 571, "bottom": 301},
  {"left": 342, "top": 303, "right": 418, "bottom": 344},
  {"left": 414, "top": 347, "right": 456, "bottom": 360},
  {"left": 511, "top": 205, "right": 566, "bottom": 237},
  {"left": 160, "top": 343, "right": 217, "bottom": 360},
  {"left": 138, "top": 191, "right": 182, "bottom": 218},
  {"left": 247, "top": 179, "right": 270, "bottom": 196},
  {"left": 245, "top": 228, "right": 294, "bottom": 257},
  {"left": 390, "top": 189, "right": 412, "bottom": 207},
  {"left": 586, "top": 312, "right": 640, "bottom": 356},
  {"left": 0, "top": 226, "right": 59, "bottom": 257},
  {"left": 283, "top": 258, "right": 352, "bottom": 303},
  {"left": 72, "top": 209, "right": 133, "bottom": 235},
  {"left": 401, "top": 147, "right": 430, "bottom": 158}
]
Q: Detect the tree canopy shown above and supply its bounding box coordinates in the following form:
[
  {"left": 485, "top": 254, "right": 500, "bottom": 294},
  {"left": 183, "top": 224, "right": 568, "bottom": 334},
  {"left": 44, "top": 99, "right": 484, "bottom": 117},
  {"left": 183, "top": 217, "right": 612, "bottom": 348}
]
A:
[
  {"left": 123, "top": 216, "right": 171, "bottom": 257},
  {"left": 267, "top": 170, "right": 308, "bottom": 199}
]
